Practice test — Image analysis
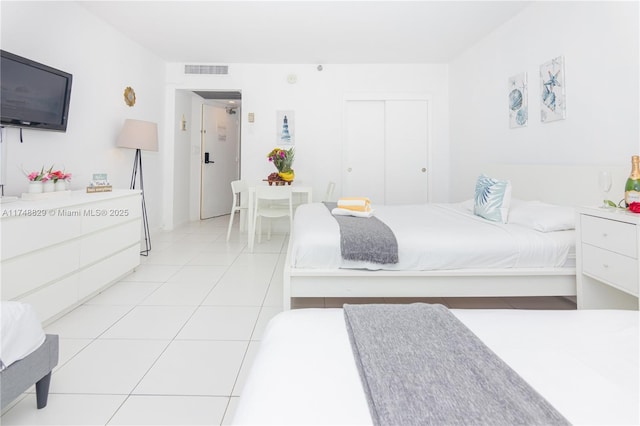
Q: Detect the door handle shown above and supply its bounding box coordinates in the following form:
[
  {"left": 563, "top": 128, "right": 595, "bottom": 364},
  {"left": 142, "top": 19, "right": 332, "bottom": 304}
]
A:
[{"left": 204, "top": 152, "right": 214, "bottom": 164}]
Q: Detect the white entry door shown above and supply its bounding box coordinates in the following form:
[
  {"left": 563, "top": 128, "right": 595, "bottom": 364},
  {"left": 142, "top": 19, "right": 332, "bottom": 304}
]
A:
[
  {"left": 343, "top": 97, "right": 429, "bottom": 205},
  {"left": 201, "top": 104, "right": 239, "bottom": 219}
]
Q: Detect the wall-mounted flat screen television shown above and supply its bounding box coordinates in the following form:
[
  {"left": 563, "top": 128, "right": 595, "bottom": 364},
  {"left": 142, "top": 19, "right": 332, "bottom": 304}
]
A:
[{"left": 1, "top": 50, "right": 73, "bottom": 132}]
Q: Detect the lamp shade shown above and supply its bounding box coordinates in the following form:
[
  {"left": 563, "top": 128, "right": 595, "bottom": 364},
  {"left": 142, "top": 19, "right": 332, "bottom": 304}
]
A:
[{"left": 117, "top": 119, "right": 158, "bottom": 151}]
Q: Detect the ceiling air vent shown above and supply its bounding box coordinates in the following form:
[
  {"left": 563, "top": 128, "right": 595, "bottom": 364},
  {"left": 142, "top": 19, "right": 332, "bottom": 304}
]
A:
[{"left": 184, "top": 65, "right": 229, "bottom": 75}]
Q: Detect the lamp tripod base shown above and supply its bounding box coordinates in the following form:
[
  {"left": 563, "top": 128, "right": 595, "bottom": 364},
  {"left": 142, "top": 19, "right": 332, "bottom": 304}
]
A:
[{"left": 131, "top": 148, "right": 151, "bottom": 256}]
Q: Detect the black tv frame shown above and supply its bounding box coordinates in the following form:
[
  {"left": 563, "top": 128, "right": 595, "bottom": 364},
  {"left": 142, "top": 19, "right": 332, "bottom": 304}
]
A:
[{"left": 0, "top": 50, "right": 73, "bottom": 132}]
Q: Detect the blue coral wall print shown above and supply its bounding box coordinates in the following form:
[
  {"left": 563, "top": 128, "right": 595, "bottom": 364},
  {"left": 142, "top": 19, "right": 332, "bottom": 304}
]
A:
[
  {"left": 540, "top": 56, "right": 566, "bottom": 122},
  {"left": 508, "top": 72, "right": 528, "bottom": 128}
]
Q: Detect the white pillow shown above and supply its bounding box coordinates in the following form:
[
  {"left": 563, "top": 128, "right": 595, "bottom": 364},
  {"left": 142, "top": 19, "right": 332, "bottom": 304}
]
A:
[
  {"left": 508, "top": 200, "right": 575, "bottom": 232},
  {"left": 473, "top": 174, "right": 512, "bottom": 223}
]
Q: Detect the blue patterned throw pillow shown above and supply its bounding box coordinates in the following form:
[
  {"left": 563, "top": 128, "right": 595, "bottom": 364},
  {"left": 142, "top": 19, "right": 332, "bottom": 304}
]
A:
[{"left": 474, "top": 174, "right": 512, "bottom": 223}]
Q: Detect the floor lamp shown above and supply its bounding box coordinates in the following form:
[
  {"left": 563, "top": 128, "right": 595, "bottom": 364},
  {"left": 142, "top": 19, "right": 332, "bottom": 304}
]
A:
[{"left": 117, "top": 119, "right": 158, "bottom": 256}]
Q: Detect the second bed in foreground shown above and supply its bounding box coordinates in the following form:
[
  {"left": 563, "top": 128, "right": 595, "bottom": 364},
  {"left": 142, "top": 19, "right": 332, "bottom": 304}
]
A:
[{"left": 233, "top": 307, "right": 639, "bottom": 425}]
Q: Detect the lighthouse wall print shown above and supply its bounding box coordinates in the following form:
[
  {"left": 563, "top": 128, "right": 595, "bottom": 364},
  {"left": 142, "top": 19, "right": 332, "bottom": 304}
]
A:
[{"left": 277, "top": 110, "right": 295, "bottom": 147}]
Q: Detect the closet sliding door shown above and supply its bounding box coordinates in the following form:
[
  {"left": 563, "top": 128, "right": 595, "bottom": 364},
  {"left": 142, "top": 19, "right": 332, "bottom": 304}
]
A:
[
  {"left": 384, "top": 100, "right": 429, "bottom": 205},
  {"left": 343, "top": 96, "right": 430, "bottom": 205},
  {"left": 343, "top": 100, "right": 386, "bottom": 203}
]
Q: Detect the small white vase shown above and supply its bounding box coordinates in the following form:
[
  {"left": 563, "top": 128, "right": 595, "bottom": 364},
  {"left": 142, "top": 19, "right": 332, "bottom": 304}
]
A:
[
  {"left": 55, "top": 180, "right": 67, "bottom": 191},
  {"left": 43, "top": 181, "right": 55, "bottom": 193},
  {"left": 28, "top": 181, "right": 44, "bottom": 194}
]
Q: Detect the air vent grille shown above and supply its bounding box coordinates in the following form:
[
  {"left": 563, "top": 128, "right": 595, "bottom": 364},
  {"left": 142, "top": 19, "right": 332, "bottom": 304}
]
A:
[{"left": 185, "top": 65, "right": 229, "bottom": 75}]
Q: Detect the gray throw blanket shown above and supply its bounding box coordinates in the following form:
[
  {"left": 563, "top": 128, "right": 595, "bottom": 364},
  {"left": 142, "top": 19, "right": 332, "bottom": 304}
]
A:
[
  {"left": 324, "top": 202, "right": 398, "bottom": 264},
  {"left": 343, "top": 303, "right": 569, "bottom": 426}
]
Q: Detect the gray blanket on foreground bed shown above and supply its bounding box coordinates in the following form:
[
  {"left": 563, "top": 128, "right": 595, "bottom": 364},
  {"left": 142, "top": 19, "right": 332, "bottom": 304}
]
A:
[
  {"left": 343, "top": 303, "right": 569, "bottom": 426},
  {"left": 323, "top": 202, "right": 398, "bottom": 264}
]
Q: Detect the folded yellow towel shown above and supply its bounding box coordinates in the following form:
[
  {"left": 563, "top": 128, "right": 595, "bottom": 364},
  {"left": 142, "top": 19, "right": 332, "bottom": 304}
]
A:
[{"left": 337, "top": 197, "right": 371, "bottom": 212}]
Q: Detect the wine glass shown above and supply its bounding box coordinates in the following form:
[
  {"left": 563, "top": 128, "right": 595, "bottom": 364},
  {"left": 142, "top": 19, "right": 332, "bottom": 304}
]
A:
[{"left": 598, "top": 171, "right": 612, "bottom": 208}]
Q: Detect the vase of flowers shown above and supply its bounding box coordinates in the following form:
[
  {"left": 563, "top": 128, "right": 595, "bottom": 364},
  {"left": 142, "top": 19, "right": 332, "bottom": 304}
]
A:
[
  {"left": 43, "top": 179, "right": 55, "bottom": 192},
  {"left": 24, "top": 166, "right": 72, "bottom": 193},
  {"left": 28, "top": 181, "right": 44, "bottom": 194},
  {"left": 25, "top": 167, "right": 49, "bottom": 193},
  {"left": 266, "top": 147, "right": 295, "bottom": 185},
  {"left": 51, "top": 170, "right": 72, "bottom": 191}
]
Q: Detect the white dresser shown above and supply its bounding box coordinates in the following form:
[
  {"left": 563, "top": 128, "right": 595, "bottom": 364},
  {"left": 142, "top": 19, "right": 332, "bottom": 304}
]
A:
[
  {"left": 1, "top": 190, "right": 142, "bottom": 324},
  {"left": 576, "top": 206, "right": 640, "bottom": 310}
]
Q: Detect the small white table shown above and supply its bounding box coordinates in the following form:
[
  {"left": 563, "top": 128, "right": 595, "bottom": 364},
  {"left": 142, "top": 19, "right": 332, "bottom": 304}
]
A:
[{"left": 247, "top": 183, "right": 312, "bottom": 251}]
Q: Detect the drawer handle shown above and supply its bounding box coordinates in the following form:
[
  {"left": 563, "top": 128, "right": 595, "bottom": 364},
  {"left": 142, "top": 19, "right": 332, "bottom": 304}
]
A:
[
  {"left": 602, "top": 233, "right": 608, "bottom": 238},
  {"left": 602, "top": 264, "right": 609, "bottom": 268}
]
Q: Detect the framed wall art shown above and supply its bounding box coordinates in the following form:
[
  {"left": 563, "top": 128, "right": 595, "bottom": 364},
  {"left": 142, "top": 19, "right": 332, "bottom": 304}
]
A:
[
  {"left": 540, "top": 56, "right": 566, "bottom": 122},
  {"left": 276, "top": 110, "right": 295, "bottom": 147},
  {"left": 508, "top": 72, "right": 528, "bottom": 128}
]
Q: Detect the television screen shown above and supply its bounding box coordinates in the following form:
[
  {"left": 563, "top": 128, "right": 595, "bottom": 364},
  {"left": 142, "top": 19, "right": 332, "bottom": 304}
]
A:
[{"left": 0, "top": 50, "right": 72, "bottom": 131}]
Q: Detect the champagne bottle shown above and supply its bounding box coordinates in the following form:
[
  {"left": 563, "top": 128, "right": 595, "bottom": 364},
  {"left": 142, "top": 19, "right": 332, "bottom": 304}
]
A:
[{"left": 625, "top": 155, "right": 640, "bottom": 206}]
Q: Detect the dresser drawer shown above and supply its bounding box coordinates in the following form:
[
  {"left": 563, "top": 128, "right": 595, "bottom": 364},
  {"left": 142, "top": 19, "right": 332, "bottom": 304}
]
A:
[
  {"left": 582, "top": 244, "right": 639, "bottom": 296},
  {"left": 581, "top": 215, "right": 637, "bottom": 258}
]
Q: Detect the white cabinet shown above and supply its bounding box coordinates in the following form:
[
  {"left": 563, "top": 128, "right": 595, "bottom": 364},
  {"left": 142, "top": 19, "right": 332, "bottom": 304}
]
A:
[
  {"left": 576, "top": 207, "right": 640, "bottom": 310},
  {"left": 1, "top": 190, "right": 142, "bottom": 323},
  {"left": 343, "top": 96, "right": 430, "bottom": 205}
]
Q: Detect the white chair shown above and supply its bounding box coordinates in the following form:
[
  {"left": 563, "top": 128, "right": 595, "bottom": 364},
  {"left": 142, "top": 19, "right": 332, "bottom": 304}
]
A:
[
  {"left": 253, "top": 185, "right": 293, "bottom": 244},
  {"left": 323, "top": 181, "right": 336, "bottom": 202},
  {"left": 226, "top": 180, "right": 249, "bottom": 241}
]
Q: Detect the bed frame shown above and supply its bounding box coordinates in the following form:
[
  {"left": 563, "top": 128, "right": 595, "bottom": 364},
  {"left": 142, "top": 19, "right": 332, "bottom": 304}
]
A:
[
  {"left": 283, "top": 164, "right": 629, "bottom": 309},
  {"left": 1, "top": 334, "right": 59, "bottom": 410}
]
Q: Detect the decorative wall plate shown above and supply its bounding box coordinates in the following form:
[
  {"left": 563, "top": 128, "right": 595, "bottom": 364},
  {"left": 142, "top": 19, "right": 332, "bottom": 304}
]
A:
[{"left": 124, "top": 86, "right": 136, "bottom": 107}]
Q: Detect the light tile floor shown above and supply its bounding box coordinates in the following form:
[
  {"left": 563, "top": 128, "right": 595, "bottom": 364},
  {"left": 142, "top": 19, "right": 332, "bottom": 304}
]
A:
[{"left": 1, "top": 215, "right": 576, "bottom": 425}]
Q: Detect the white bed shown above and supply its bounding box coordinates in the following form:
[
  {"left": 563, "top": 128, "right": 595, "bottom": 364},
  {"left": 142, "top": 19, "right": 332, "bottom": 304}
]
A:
[
  {"left": 285, "top": 200, "right": 577, "bottom": 309},
  {"left": 283, "top": 164, "right": 628, "bottom": 309},
  {"left": 292, "top": 201, "right": 575, "bottom": 271},
  {"left": 233, "top": 308, "right": 639, "bottom": 425},
  {"left": 0, "top": 301, "right": 45, "bottom": 371},
  {"left": 0, "top": 301, "right": 58, "bottom": 410}
]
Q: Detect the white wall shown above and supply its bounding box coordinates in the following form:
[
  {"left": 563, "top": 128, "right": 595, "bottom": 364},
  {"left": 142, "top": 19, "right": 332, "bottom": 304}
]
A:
[
  {"left": 1, "top": 2, "right": 165, "bottom": 230},
  {"left": 449, "top": 1, "right": 639, "bottom": 201},
  {"left": 164, "top": 63, "right": 450, "bottom": 227},
  {"left": 172, "top": 90, "right": 195, "bottom": 227}
]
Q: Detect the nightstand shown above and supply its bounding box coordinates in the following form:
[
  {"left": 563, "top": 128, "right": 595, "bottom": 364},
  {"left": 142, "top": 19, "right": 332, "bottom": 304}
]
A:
[{"left": 576, "top": 207, "right": 639, "bottom": 310}]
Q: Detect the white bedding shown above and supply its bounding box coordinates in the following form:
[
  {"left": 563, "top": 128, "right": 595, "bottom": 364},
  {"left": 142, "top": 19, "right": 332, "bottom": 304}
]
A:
[
  {"left": 233, "top": 308, "right": 639, "bottom": 425},
  {"left": 291, "top": 202, "right": 575, "bottom": 271},
  {"left": 0, "top": 301, "right": 45, "bottom": 371}
]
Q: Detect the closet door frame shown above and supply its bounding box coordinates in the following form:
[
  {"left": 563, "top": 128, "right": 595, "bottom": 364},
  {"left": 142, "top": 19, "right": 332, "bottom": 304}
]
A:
[{"left": 342, "top": 92, "right": 433, "bottom": 204}]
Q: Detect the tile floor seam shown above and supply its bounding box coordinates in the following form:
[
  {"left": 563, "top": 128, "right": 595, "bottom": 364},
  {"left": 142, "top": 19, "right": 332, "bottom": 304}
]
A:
[
  {"left": 44, "top": 304, "right": 140, "bottom": 382},
  {"left": 220, "top": 397, "right": 235, "bottom": 426},
  {"left": 104, "top": 395, "right": 130, "bottom": 426},
  {"left": 228, "top": 341, "right": 253, "bottom": 398}
]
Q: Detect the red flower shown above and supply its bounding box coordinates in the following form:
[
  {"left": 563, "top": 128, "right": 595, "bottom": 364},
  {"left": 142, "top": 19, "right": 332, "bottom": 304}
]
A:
[{"left": 629, "top": 202, "right": 640, "bottom": 213}]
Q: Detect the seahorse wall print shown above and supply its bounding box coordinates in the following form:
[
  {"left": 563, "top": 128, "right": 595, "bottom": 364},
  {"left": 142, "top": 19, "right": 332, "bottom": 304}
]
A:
[{"left": 540, "top": 56, "right": 566, "bottom": 123}]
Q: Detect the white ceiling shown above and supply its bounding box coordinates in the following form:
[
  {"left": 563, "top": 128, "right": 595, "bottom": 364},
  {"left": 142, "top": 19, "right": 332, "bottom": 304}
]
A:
[{"left": 79, "top": 1, "right": 531, "bottom": 64}]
